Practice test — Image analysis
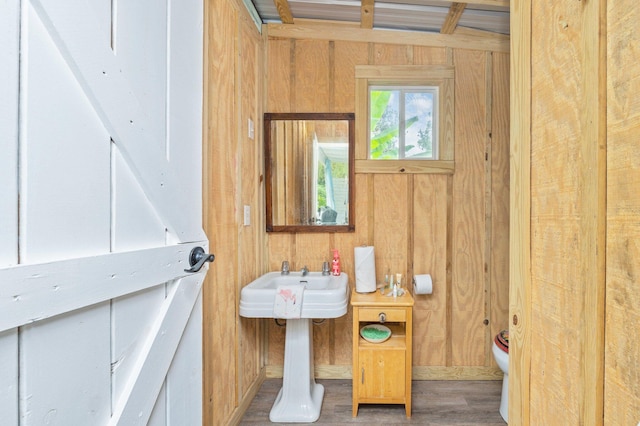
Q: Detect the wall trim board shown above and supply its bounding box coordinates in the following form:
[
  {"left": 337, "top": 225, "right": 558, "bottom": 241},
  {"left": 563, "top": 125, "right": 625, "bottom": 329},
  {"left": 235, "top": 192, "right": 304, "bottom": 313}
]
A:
[
  {"left": 509, "top": 0, "right": 532, "bottom": 424},
  {"left": 265, "top": 365, "right": 502, "bottom": 381},
  {"left": 266, "top": 22, "right": 509, "bottom": 53},
  {"left": 483, "top": 51, "right": 494, "bottom": 367},
  {"left": 579, "top": 0, "right": 607, "bottom": 421}
]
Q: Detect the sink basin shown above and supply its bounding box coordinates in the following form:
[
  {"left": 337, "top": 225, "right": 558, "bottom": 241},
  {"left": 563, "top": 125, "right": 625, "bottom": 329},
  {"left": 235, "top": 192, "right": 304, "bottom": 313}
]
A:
[{"left": 239, "top": 271, "right": 349, "bottom": 319}]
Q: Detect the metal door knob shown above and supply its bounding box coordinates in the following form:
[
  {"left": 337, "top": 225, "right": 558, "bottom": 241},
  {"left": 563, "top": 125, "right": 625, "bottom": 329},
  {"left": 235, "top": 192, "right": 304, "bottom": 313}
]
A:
[{"left": 184, "top": 246, "right": 215, "bottom": 273}]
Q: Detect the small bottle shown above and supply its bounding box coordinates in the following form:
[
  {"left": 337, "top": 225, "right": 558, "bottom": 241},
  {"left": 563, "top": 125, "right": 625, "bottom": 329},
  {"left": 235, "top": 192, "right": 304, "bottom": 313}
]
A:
[{"left": 331, "top": 249, "right": 341, "bottom": 276}]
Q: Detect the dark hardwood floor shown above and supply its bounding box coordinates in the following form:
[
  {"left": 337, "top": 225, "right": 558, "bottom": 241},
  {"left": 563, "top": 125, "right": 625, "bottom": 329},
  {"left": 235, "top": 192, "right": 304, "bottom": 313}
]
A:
[{"left": 239, "top": 379, "right": 506, "bottom": 425}]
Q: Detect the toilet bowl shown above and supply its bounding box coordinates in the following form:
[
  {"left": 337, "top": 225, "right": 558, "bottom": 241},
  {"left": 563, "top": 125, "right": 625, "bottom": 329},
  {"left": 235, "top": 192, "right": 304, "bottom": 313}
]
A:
[{"left": 492, "top": 330, "right": 509, "bottom": 423}]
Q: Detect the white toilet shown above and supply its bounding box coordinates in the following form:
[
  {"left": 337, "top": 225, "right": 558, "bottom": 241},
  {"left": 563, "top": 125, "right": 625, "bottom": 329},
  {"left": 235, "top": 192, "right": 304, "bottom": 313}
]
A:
[{"left": 492, "top": 330, "right": 509, "bottom": 423}]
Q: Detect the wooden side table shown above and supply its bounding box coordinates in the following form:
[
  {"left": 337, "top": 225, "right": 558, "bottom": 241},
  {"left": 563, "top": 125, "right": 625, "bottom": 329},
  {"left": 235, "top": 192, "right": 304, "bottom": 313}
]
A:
[{"left": 351, "top": 289, "right": 414, "bottom": 417}]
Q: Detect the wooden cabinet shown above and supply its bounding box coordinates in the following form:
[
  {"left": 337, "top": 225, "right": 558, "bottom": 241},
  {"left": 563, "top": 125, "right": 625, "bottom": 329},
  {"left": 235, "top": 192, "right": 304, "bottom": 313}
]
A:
[{"left": 351, "top": 289, "right": 414, "bottom": 417}]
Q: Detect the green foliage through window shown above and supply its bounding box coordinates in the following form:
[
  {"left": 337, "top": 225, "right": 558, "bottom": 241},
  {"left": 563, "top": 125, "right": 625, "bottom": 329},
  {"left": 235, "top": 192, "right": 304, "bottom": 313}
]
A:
[{"left": 369, "top": 87, "right": 438, "bottom": 160}]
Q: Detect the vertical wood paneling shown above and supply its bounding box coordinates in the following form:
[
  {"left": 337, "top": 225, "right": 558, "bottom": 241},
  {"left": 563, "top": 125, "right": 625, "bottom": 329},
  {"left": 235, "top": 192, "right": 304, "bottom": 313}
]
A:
[
  {"left": 294, "top": 40, "right": 330, "bottom": 112},
  {"left": 413, "top": 46, "right": 448, "bottom": 65},
  {"left": 332, "top": 41, "right": 369, "bottom": 365},
  {"left": 509, "top": 0, "right": 532, "bottom": 421},
  {"left": 451, "top": 49, "right": 487, "bottom": 366},
  {"left": 265, "top": 34, "right": 509, "bottom": 378},
  {"left": 489, "top": 52, "right": 510, "bottom": 343},
  {"left": 525, "top": 0, "right": 607, "bottom": 423},
  {"left": 412, "top": 175, "right": 448, "bottom": 365},
  {"left": 373, "top": 44, "right": 412, "bottom": 65},
  {"left": 529, "top": 0, "right": 583, "bottom": 422},
  {"left": 203, "top": 0, "right": 267, "bottom": 421},
  {"left": 373, "top": 174, "right": 410, "bottom": 281},
  {"left": 203, "top": 0, "right": 240, "bottom": 422},
  {"left": 605, "top": 0, "right": 640, "bottom": 424},
  {"left": 239, "top": 14, "right": 263, "bottom": 397},
  {"left": 266, "top": 39, "right": 292, "bottom": 112},
  {"left": 333, "top": 41, "right": 368, "bottom": 113}
]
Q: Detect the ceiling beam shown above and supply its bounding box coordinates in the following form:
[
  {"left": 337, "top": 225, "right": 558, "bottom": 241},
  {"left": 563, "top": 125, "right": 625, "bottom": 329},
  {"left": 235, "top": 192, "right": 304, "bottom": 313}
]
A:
[
  {"left": 466, "top": 0, "right": 508, "bottom": 6},
  {"left": 273, "top": 0, "right": 294, "bottom": 24},
  {"left": 361, "top": 0, "right": 375, "bottom": 29},
  {"left": 441, "top": 3, "right": 467, "bottom": 34},
  {"left": 266, "top": 21, "right": 510, "bottom": 53}
]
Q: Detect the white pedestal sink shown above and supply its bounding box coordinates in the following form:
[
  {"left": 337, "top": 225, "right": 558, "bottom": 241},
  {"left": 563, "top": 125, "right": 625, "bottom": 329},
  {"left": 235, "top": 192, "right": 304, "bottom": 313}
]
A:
[{"left": 239, "top": 272, "right": 349, "bottom": 423}]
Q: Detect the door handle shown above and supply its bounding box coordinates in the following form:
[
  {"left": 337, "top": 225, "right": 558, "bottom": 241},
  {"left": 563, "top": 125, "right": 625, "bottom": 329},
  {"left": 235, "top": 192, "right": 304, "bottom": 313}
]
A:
[{"left": 184, "top": 246, "right": 215, "bottom": 273}]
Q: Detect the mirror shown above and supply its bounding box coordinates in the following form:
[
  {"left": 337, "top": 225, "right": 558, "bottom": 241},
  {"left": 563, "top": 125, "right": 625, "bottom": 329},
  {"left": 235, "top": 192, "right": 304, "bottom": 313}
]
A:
[{"left": 265, "top": 112, "right": 355, "bottom": 233}]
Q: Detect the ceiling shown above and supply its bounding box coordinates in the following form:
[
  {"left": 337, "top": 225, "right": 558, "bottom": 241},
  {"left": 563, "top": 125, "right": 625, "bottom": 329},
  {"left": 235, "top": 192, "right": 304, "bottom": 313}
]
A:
[{"left": 249, "top": 0, "right": 510, "bottom": 36}]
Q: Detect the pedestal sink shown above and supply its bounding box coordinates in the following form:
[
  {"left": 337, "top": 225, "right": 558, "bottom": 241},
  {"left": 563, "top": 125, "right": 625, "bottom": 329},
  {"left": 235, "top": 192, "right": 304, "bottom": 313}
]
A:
[{"left": 239, "top": 272, "right": 349, "bottom": 423}]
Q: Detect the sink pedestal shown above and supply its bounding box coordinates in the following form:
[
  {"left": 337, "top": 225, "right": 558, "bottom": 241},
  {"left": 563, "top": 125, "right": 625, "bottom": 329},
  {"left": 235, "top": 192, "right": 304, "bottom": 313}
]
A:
[{"left": 269, "top": 318, "right": 324, "bottom": 423}]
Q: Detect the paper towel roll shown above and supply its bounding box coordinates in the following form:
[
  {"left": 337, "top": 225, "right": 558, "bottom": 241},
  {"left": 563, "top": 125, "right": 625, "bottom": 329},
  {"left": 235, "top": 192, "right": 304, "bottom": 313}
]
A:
[
  {"left": 354, "top": 246, "right": 376, "bottom": 293},
  {"left": 413, "top": 274, "right": 433, "bottom": 295}
]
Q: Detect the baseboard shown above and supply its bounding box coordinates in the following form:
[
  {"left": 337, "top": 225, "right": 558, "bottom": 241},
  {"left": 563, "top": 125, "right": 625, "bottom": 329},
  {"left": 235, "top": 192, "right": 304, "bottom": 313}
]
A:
[
  {"left": 227, "top": 368, "right": 267, "bottom": 426},
  {"left": 412, "top": 366, "right": 503, "bottom": 380},
  {"left": 266, "top": 365, "right": 502, "bottom": 380}
]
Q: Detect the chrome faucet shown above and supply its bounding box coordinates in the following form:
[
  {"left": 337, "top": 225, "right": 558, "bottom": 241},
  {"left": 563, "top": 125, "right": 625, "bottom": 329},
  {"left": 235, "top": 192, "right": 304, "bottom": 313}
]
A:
[
  {"left": 322, "top": 261, "right": 330, "bottom": 276},
  {"left": 301, "top": 265, "right": 309, "bottom": 276},
  {"left": 281, "top": 260, "right": 290, "bottom": 275}
]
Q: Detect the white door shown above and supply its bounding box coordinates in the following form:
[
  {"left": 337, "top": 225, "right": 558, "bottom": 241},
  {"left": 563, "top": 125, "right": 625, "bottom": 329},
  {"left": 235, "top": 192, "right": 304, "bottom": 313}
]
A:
[{"left": 0, "top": 0, "right": 206, "bottom": 424}]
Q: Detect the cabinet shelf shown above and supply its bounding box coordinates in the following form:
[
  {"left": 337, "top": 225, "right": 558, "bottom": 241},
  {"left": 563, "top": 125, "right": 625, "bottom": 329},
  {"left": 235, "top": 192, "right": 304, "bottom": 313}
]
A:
[
  {"left": 351, "top": 290, "right": 414, "bottom": 418},
  {"left": 359, "top": 333, "right": 406, "bottom": 349}
]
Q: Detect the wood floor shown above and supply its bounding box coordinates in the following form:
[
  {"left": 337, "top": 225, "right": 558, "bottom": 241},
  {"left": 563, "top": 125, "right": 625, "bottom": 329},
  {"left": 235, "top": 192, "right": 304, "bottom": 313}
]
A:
[{"left": 239, "top": 379, "right": 506, "bottom": 425}]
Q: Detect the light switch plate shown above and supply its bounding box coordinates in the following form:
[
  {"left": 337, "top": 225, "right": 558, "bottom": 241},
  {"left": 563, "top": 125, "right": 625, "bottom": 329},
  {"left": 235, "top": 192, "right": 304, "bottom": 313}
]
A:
[
  {"left": 243, "top": 205, "right": 251, "bottom": 226},
  {"left": 248, "top": 118, "right": 254, "bottom": 140}
]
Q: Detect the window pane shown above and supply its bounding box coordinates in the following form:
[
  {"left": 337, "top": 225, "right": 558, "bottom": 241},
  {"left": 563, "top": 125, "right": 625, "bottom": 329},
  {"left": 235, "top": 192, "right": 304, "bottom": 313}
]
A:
[
  {"left": 369, "top": 87, "right": 438, "bottom": 160},
  {"left": 370, "top": 89, "right": 399, "bottom": 159},
  {"left": 404, "top": 91, "right": 434, "bottom": 159}
]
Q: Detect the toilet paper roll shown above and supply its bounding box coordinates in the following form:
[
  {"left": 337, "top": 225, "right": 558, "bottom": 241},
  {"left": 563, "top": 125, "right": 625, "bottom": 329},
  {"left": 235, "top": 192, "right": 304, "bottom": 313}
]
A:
[
  {"left": 354, "top": 246, "right": 376, "bottom": 293},
  {"left": 413, "top": 274, "right": 433, "bottom": 295}
]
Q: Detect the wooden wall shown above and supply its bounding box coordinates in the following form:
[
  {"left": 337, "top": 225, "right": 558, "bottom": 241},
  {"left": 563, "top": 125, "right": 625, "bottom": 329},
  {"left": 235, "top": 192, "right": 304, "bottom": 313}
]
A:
[
  {"left": 526, "top": 0, "right": 606, "bottom": 420},
  {"left": 510, "top": 0, "right": 640, "bottom": 423},
  {"left": 264, "top": 28, "right": 510, "bottom": 379},
  {"left": 202, "top": 0, "right": 265, "bottom": 424},
  {"left": 605, "top": 0, "right": 640, "bottom": 423}
]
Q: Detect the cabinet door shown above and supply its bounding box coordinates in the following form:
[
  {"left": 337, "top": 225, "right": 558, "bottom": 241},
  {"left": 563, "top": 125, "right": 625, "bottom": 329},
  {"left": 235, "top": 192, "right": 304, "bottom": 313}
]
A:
[{"left": 358, "top": 348, "right": 406, "bottom": 399}]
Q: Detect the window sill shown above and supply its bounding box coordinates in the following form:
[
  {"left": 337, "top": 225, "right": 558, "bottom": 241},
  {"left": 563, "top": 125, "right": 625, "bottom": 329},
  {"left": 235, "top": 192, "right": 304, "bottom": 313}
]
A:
[{"left": 355, "top": 159, "right": 454, "bottom": 174}]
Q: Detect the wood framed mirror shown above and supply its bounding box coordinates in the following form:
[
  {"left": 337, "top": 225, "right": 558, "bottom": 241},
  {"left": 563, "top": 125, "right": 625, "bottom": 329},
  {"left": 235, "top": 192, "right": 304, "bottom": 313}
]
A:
[{"left": 265, "top": 112, "right": 355, "bottom": 233}]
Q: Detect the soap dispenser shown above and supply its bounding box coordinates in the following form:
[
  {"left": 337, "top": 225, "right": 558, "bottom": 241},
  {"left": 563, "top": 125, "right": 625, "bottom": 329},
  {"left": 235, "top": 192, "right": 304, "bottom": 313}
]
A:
[{"left": 331, "top": 249, "right": 341, "bottom": 276}]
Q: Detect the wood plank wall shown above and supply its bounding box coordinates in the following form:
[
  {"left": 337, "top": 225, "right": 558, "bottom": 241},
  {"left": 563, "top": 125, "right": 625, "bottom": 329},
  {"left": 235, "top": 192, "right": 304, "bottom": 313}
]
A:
[
  {"left": 605, "top": 0, "right": 640, "bottom": 424},
  {"left": 202, "top": 0, "right": 265, "bottom": 424},
  {"left": 264, "top": 33, "right": 510, "bottom": 379},
  {"left": 521, "top": 0, "right": 608, "bottom": 423},
  {"left": 511, "top": 0, "right": 640, "bottom": 423}
]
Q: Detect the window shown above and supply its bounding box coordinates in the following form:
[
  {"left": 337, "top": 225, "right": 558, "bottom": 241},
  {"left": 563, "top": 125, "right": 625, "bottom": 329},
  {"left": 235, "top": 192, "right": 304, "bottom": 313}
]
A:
[
  {"left": 355, "top": 65, "right": 454, "bottom": 174},
  {"left": 369, "top": 86, "right": 439, "bottom": 160}
]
